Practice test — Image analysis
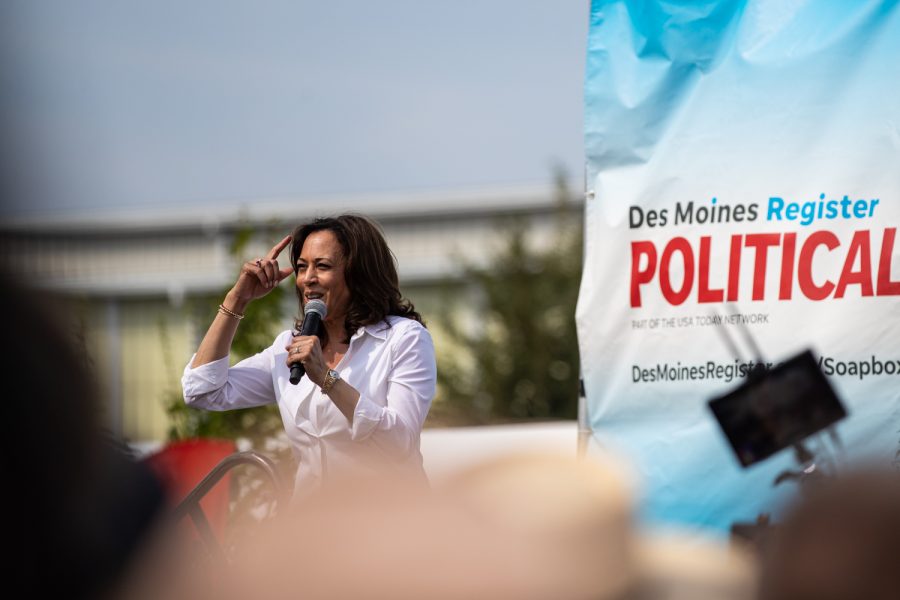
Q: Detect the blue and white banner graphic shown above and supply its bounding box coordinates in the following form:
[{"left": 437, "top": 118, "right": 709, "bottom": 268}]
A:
[{"left": 578, "top": 0, "right": 900, "bottom": 530}]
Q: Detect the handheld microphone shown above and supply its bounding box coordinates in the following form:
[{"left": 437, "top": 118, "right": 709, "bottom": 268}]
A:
[{"left": 290, "top": 299, "right": 327, "bottom": 385}]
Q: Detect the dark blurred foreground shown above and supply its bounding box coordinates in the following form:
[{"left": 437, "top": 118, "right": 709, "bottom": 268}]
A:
[{"left": 4, "top": 273, "right": 165, "bottom": 599}]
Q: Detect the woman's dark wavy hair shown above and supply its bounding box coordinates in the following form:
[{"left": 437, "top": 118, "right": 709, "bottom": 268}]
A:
[{"left": 290, "top": 214, "right": 424, "bottom": 344}]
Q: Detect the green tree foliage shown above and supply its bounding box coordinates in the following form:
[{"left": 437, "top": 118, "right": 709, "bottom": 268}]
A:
[
  {"left": 432, "top": 175, "right": 582, "bottom": 424},
  {"left": 163, "top": 225, "right": 290, "bottom": 444}
]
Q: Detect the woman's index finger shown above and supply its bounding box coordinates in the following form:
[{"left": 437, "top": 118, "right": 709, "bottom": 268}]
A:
[{"left": 267, "top": 234, "right": 293, "bottom": 260}]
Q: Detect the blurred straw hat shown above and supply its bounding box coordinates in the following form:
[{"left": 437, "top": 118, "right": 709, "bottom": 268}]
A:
[{"left": 443, "top": 450, "right": 757, "bottom": 600}]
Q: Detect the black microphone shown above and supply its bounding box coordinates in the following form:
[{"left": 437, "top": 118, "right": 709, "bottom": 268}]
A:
[{"left": 290, "top": 299, "right": 327, "bottom": 385}]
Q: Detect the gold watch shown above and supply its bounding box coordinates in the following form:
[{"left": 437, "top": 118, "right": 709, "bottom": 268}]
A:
[{"left": 321, "top": 369, "right": 340, "bottom": 394}]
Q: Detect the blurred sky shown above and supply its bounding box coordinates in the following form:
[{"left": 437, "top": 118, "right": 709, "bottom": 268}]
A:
[{"left": 1, "top": 1, "right": 587, "bottom": 218}]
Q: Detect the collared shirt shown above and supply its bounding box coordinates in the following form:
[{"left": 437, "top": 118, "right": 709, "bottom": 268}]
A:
[{"left": 182, "top": 316, "right": 436, "bottom": 496}]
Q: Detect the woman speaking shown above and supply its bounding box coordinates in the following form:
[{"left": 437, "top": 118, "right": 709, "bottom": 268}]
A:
[{"left": 182, "top": 215, "right": 436, "bottom": 496}]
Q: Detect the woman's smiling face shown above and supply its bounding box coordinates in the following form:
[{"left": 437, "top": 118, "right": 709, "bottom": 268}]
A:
[{"left": 296, "top": 229, "right": 351, "bottom": 323}]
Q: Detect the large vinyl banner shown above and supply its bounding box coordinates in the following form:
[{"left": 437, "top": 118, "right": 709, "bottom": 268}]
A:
[{"left": 578, "top": 0, "right": 900, "bottom": 530}]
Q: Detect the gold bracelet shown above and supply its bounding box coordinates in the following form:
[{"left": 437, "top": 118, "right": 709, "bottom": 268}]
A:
[{"left": 217, "top": 304, "right": 245, "bottom": 320}]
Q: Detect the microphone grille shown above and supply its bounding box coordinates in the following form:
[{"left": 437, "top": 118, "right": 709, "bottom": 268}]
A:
[{"left": 304, "top": 298, "right": 328, "bottom": 318}]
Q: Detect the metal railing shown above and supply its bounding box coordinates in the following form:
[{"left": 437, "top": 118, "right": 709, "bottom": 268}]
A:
[{"left": 171, "top": 450, "right": 284, "bottom": 562}]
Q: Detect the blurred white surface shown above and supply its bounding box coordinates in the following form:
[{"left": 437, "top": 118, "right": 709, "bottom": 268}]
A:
[{"left": 420, "top": 420, "right": 578, "bottom": 482}]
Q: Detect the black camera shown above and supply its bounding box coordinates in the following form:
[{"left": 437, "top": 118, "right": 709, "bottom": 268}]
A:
[{"left": 708, "top": 350, "right": 846, "bottom": 468}]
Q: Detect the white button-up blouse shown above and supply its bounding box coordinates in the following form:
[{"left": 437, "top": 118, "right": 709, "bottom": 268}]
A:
[{"left": 182, "top": 316, "right": 436, "bottom": 496}]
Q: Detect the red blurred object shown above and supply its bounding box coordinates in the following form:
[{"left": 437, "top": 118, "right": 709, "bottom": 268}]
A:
[{"left": 143, "top": 438, "right": 236, "bottom": 541}]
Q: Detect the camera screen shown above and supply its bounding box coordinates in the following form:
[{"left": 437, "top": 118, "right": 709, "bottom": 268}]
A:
[{"left": 708, "top": 350, "right": 847, "bottom": 468}]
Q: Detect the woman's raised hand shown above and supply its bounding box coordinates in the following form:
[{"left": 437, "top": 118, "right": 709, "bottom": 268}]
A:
[{"left": 230, "top": 235, "right": 295, "bottom": 304}]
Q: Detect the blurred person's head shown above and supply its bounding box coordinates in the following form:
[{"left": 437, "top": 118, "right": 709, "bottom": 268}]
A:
[
  {"left": 290, "top": 215, "right": 422, "bottom": 342},
  {"left": 444, "top": 451, "right": 638, "bottom": 599},
  {"left": 445, "top": 452, "right": 756, "bottom": 600},
  {"left": 4, "top": 273, "right": 102, "bottom": 507},
  {"left": 2, "top": 274, "right": 165, "bottom": 598},
  {"left": 759, "top": 469, "right": 900, "bottom": 600}
]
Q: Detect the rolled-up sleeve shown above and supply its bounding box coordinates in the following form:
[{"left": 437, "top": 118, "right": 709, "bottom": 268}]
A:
[
  {"left": 350, "top": 324, "right": 436, "bottom": 458},
  {"left": 182, "top": 337, "right": 281, "bottom": 410}
]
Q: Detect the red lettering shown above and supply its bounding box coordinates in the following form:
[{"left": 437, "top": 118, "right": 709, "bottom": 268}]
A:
[
  {"left": 779, "top": 232, "right": 796, "bottom": 300},
  {"left": 798, "top": 231, "right": 840, "bottom": 300},
  {"left": 628, "top": 228, "right": 896, "bottom": 307},
  {"left": 697, "top": 236, "right": 723, "bottom": 303},
  {"left": 876, "top": 227, "right": 900, "bottom": 295},
  {"left": 745, "top": 233, "right": 780, "bottom": 301},
  {"left": 834, "top": 230, "right": 873, "bottom": 298},
  {"left": 726, "top": 234, "right": 742, "bottom": 302},
  {"left": 660, "top": 237, "right": 694, "bottom": 306},
  {"left": 630, "top": 241, "right": 657, "bottom": 307}
]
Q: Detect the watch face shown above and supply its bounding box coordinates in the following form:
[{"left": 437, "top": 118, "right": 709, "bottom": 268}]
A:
[{"left": 322, "top": 369, "right": 340, "bottom": 393}]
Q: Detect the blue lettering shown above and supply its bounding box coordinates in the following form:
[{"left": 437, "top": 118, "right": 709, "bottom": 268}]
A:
[
  {"left": 766, "top": 194, "right": 879, "bottom": 225},
  {"left": 767, "top": 197, "right": 784, "bottom": 221},
  {"left": 800, "top": 202, "right": 816, "bottom": 226}
]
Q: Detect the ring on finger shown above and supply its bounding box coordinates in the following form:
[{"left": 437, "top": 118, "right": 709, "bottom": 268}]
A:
[{"left": 255, "top": 258, "right": 263, "bottom": 268}]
